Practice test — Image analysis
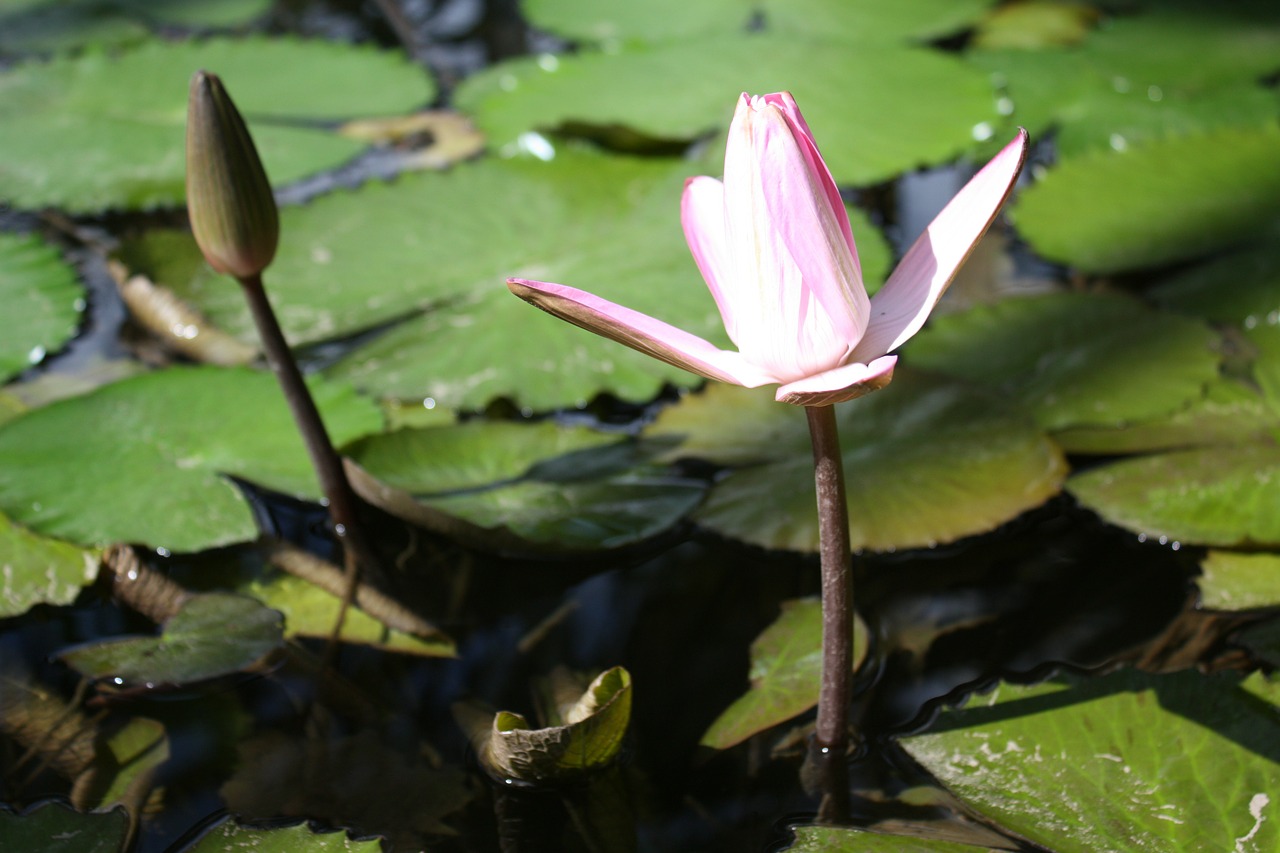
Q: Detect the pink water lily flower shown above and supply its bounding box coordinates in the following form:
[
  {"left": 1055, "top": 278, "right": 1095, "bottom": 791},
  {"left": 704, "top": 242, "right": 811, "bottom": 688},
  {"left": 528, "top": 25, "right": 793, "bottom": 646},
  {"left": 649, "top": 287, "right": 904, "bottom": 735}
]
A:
[{"left": 508, "top": 92, "right": 1028, "bottom": 407}]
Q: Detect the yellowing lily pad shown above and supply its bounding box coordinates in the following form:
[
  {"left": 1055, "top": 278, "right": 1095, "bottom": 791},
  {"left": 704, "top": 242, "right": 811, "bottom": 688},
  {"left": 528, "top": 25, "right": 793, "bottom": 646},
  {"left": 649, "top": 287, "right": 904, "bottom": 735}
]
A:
[{"left": 1198, "top": 551, "right": 1280, "bottom": 610}]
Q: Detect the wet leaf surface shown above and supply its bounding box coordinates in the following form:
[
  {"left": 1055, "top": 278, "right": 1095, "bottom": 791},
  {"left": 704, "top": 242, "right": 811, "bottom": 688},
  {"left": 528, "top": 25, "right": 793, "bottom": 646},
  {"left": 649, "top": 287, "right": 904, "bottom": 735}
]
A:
[{"left": 0, "top": 233, "right": 84, "bottom": 382}]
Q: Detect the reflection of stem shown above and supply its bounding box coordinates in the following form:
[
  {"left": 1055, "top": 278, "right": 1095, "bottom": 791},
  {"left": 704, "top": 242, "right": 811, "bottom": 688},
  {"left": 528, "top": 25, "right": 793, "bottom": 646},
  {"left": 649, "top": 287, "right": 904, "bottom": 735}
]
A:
[
  {"left": 805, "top": 404, "right": 852, "bottom": 821},
  {"left": 238, "top": 272, "right": 374, "bottom": 650}
]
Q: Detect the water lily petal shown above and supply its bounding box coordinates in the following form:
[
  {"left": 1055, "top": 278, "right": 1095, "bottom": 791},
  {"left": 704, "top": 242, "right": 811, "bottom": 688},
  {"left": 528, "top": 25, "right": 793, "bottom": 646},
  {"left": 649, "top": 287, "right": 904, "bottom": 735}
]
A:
[
  {"left": 507, "top": 279, "right": 778, "bottom": 388},
  {"left": 849, "top": 129, "right": 1028, "bottom": 365},
  {"left": 681, "top": 176, "right": 740, "bottom": 343},
  {"left": 774, "top": 355, "right": 897, "bottom": 407}
]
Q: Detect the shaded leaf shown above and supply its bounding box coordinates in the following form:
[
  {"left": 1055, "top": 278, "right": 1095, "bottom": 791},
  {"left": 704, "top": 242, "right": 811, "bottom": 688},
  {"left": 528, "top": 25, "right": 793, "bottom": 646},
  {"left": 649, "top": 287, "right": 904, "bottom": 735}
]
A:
[
  {"left": 785, "top": 825, "right": 996, "bottom": 852},
  {"left": 1151, "top": 239, "right": 1280, "bottom": 327},
  {"left": 0, "top": 511, "right": 98, "bottom": 618},
  {"left": 0, "top": 232, "right": 84, "bottom": 382},
  {"left": 0, "top": 803, "right": 128, "bottom": 853},
  {"left": 183, "top": 818, "right": 382, "bottom": 853}
]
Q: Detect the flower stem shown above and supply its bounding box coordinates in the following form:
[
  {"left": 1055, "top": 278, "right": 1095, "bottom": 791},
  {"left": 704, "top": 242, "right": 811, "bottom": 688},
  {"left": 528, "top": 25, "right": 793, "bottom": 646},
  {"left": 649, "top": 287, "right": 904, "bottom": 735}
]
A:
[
  {"left": 238, "top": 272, "right": 373, "bottom": 643},
  {"left": 805, "top": 404, "right": 853, "bottom": 754}
]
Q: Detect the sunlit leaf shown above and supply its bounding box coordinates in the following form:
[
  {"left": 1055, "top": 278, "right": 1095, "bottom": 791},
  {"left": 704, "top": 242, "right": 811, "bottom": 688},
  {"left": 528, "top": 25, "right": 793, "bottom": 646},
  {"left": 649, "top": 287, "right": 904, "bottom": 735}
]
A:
[
  {"left": 0, "top": 37, "right": 434, "bottom": 211},
  {"left": 182, "top": 818, "right": 382, "bottom": 853},
  {"left": 1198, "top": 551, "right": 1280, "bottom": 610},
  {"left": 0, "top": 802, "right": 128, "bottom": 853},
  {"left": 0, "top": 232, "right": 84, "bottom": 382},
  {"left": 59, "top": 592, "right": 283, "bottom": 687},
  {"left": 905, "top": 669, "right": 1280, "bottom": 852},
  {"left": 0, "top": 366, "right": 381, "bottom": 551},
  {"left": 701, "top": 598, "right": 868, "bottom": 749},
  {"left": 648, "top": 370, "right": 1066, "bottom": 553},
  {"left": 970, "top": 1, "right": 1097, "bottom": 50},
  {"left": 0, "top": 511, "right": 98, "bottom": 618}
]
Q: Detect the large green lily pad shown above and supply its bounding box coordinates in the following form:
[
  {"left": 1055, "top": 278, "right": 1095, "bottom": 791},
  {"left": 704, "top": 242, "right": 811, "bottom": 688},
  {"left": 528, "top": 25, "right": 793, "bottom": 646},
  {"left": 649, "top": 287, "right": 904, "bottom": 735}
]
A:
[
  {"left": 1198, "top": 551, "right": 1280, "bottom": 610},
  {"left": 0, "top": 510, "right": 98, "bottom": 618},
  {"left": 1068, "top": 443, "right": 1280, "bottom": 548},
  {"left": 905, "top": 669, "right": 1280, "bottom": 852},
  {"left": 907, "top": 292, "right": 1221, "bottom": 432},
  {"left": 701, "top": 597, "right": 868, "bottom": 749},
  {"left": 0, "top": 232, "right": 84, "bottom": 382},
  {"left": 132, "top": 147, "right": 890, "bottom": 410},
  {"left": 0, "top": 37, "right": 433, "bottom": 211},
  {"left": 0, "top": 366, "right": 382, "bottom": 552},
  {"left": 59, "top": 592, "right": 283, "bottom": 687},
  {"left": 183, "top": 819, "right": 382, "bottom": 853},
  {"left": 0, "top": 803, "right": 128, "bottom": 853},
  {"left": 647, "top": 370, "right": 1066, "bottom": 553},
  {"left": 456, "top": 34, "right": 1000, "bottom": 187},
  {"left": 1011, "top": 122, "right": 1280, "bottom": 273}
]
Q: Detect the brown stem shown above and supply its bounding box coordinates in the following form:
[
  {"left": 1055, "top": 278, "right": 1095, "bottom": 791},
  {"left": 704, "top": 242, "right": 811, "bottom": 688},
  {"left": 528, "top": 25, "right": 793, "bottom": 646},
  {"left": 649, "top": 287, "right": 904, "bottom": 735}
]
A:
[{"left": 805, "top": 404, "right": 853, "bottom": 754}]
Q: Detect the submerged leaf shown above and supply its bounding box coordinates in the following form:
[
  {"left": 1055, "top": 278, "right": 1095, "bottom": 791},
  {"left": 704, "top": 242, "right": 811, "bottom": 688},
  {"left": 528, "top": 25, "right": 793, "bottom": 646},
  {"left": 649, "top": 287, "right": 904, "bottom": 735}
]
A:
[{"left": 183, "top": 818, "right": 382, "bottom": 853}]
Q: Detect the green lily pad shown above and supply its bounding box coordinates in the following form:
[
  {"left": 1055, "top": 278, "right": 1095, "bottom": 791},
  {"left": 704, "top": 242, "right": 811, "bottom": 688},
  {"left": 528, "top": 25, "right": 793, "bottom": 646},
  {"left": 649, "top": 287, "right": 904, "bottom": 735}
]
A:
[
  {"left": 347, "top": 421, "right": 704, "bottom": 553},
  {"left": 1011, "top": 122, "right": 1280, "bottom": 273},
  {"left": 59, "top": 592, "right": 283, "bottom": 687},
  {"left": 701, "top": 597, "right": 868, "bottom": 749},
  {"left": 133, "top": 147, "right": 889, "bottom": 409},
  {"left": 1068, "top": 443, "right": 1280, "bottom": 548},
  {"left": 0, "top": 803, "right": 129, "bottom": 853},
  {"left": 648, "top": 370, "right": 1067, "bottom": 553},
  {"left": 1249, "top": 324, "right": 1280, "bottom": 414},
  {"left": 970, "top": 0, "right": 1097, "bottom": 50},
  {"left": 456, "top": 34, "right": 1000, "bottom": 187},
  {"left": 0, "top": 366, "right": 382, "bottom": 552},
  {"left": 1151, "top": 238, "right": 1280, "bottom": 327},
  {"left": 907, "top": 292, "right": 1221, "bottom": 431},
  {"left": 0, "top": 232, "right": 84, "bottom": 382},
  {"left": 0, "top": 37, "right": 434, "bottom": 211},
  {"left": 1199, "top": 551, "right": 1280, "bottom": 610},
  {"left": 904, "top": 669, "right": 1280, "bottom": 852},
  {"left": 785, "top": 826, "right": 997, "bottom": 852},
  {"left": 0, "top": 511, "right": 98, "bottom": 618},
  {"left": 183, "top": 819, "right": 382, "bottom": 853},
  {"left": 522, "top": 0, "right": 993, "bottom": 44}
]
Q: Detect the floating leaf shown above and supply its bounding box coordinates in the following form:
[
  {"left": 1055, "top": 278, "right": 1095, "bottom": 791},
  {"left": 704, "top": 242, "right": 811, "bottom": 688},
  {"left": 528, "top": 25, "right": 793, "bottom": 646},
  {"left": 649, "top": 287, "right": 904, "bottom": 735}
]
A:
[
  {"left": 701, "top": 598, "right": 868, "bottom": 749},
  {"left": 347, "top": 422, "right": 703, "bottom": 554},
  {"left": 1068, "top": 444, "right": 1280, "bottom": 548},
  {"left": 182, "top": 818, "right": 382, "bottom": 853},
  {"left": 648, "top": 370, "right": 1066, "bottom": 553},
  {"left": 1199, "top": 551, "right": 1280, "bottom": 610},
  {"left": 785, "top": 825, "right": 996, "bottom": 852},
  {"left": 462, "top": 666, "right": 632, "bottom": 784},
  {"left": 0, "top": 802, "right": 128, "bottom": 853},
  {"left": 0, "top": 366, "right": 382, "bottom": 551},
  {"left": 1151, "top": 239, "right": 1280, "bottom": 327},
  {"left": 0, "top": 37, "right": 434, "bottom": 211},
  {"left": 970, "top": 1, "right": 1097, "bottom": 50},
  {"left": 59, "top": 592, "right": 283, "bottom": 687},
  {"left": 907, "top": 292, "right": 1221, "bottom": 431},
  {"left": 0, "top": 511, "right": 98, "bottom": 618},
  {"left": 905, "top": 669, "right": 1280, "bottom": 852},
  {"left": 0, "top": 233, "right": 84, "bottom": 382},
  {"left": 1012, "top": 123, "right": 1280, "bottom": 273},
  {"left": 456, "top": 34, "right": 999, "bottom": 186}
]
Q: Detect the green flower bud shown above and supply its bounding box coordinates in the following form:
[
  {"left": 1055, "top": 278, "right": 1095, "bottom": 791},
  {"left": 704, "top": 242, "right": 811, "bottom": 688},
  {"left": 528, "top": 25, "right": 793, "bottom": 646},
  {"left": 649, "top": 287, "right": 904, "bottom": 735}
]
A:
[{"left": 185, "top": 70, "right": 279, "bottom": 280}]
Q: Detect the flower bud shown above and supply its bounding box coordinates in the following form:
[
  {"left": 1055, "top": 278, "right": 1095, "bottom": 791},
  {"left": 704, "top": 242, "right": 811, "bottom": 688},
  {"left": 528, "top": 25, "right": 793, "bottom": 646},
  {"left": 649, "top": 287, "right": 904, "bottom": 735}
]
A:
[{"left": 185, "top": 70, "right": 279, "bottom": 280}]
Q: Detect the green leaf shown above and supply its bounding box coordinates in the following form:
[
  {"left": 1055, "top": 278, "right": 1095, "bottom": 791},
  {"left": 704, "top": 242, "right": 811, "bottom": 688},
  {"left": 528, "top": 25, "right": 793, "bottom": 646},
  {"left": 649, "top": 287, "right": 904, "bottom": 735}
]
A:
[
  {"left": 1199, "top": 551, "right": 1280, "bottom": 610},
  {"left": 182, "top": 819, "right": 382, "bottom": 853},
  {"left": 905, "top": 669, "right": 1280, "bottom": 852},
  {"left": 785, "top": 825, "right": 996, "bottom": 852},
  {"left": 58, "top": 592, "right": 283, "bottom": 687},
  {"left": 0, "top": 510, "right": 98, "bottom": 618},
  {"left": 0, "top": 366, "right": 382, "bottom": 552},
  {"left": 701, "top": 598, "right": 868, "bottom": 749},
  {"left": 456, "top": 34, "right": 1000, "bottom": 187},
  {"left": 648, "top": 370, "right": 1066, "bottom": 553},
  {"left": 907, "top": 292, "right": 1222, "bottom": 431},
  {"left": 90, "top": 717, "right": 170, "bottom": 811},
  {"left": 1151, "top": 239, "right": 1280, "bottom": 327},
  {"left": 0, "top": 232, "right": 84, "bottom": 382},
  {"left": 347, "top": 422, "right": 704, "bottom": 553},
  {"left": 1068, "top": 443, "right": 1280, "bottom": 548},
  {"left": 0, "top": 803, "right": 128, "bottom": 853},
  {"left": 522, "top": 0, "right": 994, "bottom": 44},
  {"left": 0, "top": 37, "right": 434, "bottom": 211},
  {"left": 1011, "top": 122, "right": 1280, "bottom": 273}
]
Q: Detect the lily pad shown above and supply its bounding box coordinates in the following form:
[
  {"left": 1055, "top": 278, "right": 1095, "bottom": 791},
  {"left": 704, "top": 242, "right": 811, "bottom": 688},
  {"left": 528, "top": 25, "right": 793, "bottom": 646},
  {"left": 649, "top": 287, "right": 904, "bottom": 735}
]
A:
[
  {"left": 904, "top": 669, "right": 1280, "bottom": 852},
  {"left": 347, "top": 422, "right": 704, "bottom": 554},
  {"left": 183, "top": 818, "right": 382, "bottom": 853},
  {"left": 907, "top": 292, "right": 1221, "bottom": 431},
  {"left": 0, "top": 232, "right": 84, "bottom": 382},
  {"left": 85, "top": 716, "right": 169, "bottom": 811},
  {"left": 455, "top": 34, "right": 1000, "bottom": 187},
  {"left": 0, "top": 366, "right": 382, "bottom": 552},
  {"left": 0, "top": 37, "right": 434, "bottom": 211},
  {"left": 0, "top": 802, "right": 129, "bottom": 853},
  {"left": 58, "top": 592, "right": 284, "bottom": 687},
  {"left": 522, "top": 0, "right": 994, "bottom": 44},
  {"left": 647, "top": 370, "right": 1067, "bottom": 553},
  {"left": 1199, "top": 551, "right": 1280, "bottom": 610},
  {"left": 701, "top": 597, "right": 868, "bottom": 749},
  {"left": 1011, "top": 122, "right": 1280, "bottom": 273},
  {"left": 785, "top": 826, "right": 998, "bottom": 852},
  {"left": 132, "top": 147, "right": 889, "bottom": 409},
  {"left": 1068, "top": 443, "right": 1280, "bottom": 548},
  {"left": 0, "top": 511, "right": 98, "bottom": 618},
  {"left": 1151, "top": 238, "right": 1280, "bottom": 327}
]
